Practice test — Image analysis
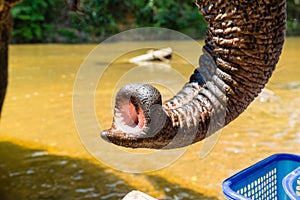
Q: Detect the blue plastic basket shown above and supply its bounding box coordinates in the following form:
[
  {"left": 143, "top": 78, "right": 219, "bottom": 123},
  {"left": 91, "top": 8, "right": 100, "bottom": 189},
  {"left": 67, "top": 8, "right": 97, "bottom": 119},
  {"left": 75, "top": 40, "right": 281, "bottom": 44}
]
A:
[
  {"left": 282, "top": 166, "right": 300, "bottom": 200},
  {"left": 222, "top": 153, "right": 300, "bottom": 200}
]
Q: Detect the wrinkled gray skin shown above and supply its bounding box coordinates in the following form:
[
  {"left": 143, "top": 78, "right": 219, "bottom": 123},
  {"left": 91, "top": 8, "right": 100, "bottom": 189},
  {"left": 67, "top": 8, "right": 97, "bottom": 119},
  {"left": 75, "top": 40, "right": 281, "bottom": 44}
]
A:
[{"left": 101, "top": 0, "right": 286, "bottom": 149}]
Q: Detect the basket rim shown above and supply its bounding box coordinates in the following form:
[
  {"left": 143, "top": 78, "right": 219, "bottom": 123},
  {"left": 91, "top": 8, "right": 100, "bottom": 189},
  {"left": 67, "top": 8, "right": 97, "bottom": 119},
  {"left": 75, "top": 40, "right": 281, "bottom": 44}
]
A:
[{"left": 222, "top": 153, "right": 300, "bottom": 199}]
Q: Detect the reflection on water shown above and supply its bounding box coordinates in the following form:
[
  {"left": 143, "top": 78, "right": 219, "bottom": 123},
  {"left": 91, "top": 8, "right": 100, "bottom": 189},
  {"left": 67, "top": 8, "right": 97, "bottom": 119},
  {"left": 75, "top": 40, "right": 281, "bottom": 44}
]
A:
[{"left": 0, "top": 38, "right": 300, "bottom": 199}]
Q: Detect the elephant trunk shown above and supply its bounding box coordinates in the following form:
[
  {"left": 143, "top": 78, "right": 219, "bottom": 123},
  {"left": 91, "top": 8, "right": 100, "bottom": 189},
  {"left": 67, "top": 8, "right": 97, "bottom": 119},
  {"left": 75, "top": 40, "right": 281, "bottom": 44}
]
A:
[{"left": 101, "top": 0, "right": 286, "bottom": 149}]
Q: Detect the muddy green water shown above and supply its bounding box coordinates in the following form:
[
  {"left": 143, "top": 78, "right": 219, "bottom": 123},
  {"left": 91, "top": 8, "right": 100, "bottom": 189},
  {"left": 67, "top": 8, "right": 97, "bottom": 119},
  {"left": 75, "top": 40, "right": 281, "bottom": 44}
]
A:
[{"left": 0, "top": 38, "right": 300, "bottom": 199}]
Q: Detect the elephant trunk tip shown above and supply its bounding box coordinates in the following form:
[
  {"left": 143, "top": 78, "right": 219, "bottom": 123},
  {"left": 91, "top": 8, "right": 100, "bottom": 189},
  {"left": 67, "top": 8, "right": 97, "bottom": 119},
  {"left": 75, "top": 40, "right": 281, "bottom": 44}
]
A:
[
  {"left": 100, "top": 83, "right": 165, "bottom": 148},
  {"left": 100, "top": 130, "right": 111, "bottom": 143}
]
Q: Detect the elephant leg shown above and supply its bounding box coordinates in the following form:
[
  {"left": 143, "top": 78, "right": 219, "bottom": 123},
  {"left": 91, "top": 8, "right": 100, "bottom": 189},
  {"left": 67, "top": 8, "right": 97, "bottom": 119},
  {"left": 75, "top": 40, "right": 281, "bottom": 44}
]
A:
[
  {"left": 0, "top": 2, "right": 13, "bottom": 117},
  {"left": 0, "top": 0, "right": 76, "bottom": 117}
]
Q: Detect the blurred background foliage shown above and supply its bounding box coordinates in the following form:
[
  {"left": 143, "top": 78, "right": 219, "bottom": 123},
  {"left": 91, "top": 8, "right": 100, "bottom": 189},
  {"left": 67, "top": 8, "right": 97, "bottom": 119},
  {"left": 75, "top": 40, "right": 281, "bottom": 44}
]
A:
[{"left": 10, "top": 0, "right": 300, "bottom": 43}]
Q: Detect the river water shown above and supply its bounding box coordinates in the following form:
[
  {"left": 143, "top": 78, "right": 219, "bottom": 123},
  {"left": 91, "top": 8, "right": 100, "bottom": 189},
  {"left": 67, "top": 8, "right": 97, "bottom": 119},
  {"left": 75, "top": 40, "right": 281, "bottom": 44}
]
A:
[{"left": 0, "top": 38, "right": 299, "bottom": 199}]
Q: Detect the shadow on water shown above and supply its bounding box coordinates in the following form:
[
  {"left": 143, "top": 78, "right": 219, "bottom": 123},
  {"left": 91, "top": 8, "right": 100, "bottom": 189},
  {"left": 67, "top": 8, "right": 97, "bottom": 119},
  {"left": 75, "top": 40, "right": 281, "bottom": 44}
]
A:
[
  {"left": 146, "top": 175, "right": 218, "bottom": 200},
  {"left": 0, "top": 141, "right": 218, "bottom": 200},
  {"left": 0, "top": 141, "right": 135, "bottom": 200}
]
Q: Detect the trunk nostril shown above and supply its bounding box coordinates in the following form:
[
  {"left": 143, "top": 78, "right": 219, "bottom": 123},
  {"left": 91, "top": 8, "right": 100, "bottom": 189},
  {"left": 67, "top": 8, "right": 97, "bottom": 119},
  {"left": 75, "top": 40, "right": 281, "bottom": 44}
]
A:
[
  {"left": 128, "top": 102, "right": 139, "bottom": 126},
  {"left": 117, "top": 99, "right": 145, "bottom": 131}
]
